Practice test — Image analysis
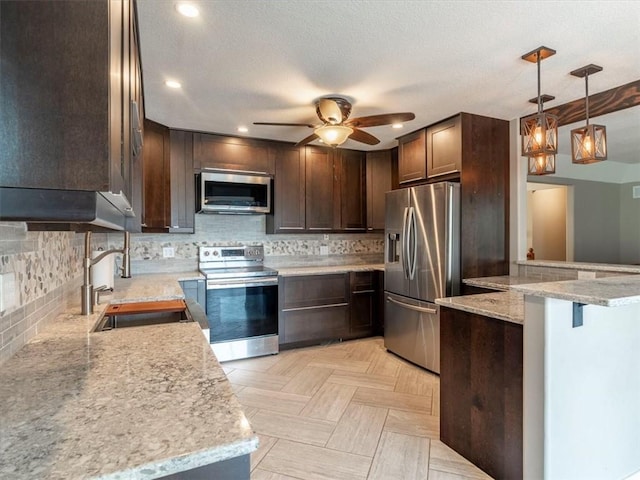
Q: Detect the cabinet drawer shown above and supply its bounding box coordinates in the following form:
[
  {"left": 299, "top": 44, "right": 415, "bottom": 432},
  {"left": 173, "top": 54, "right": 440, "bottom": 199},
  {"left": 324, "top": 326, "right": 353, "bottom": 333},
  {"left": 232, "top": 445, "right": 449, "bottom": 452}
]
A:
[
  {"left": 280, "top": 273, "right": 349, "bottom": 310},
  {"left": 281, "top": 305, "right": 349, "bottom": 344}
]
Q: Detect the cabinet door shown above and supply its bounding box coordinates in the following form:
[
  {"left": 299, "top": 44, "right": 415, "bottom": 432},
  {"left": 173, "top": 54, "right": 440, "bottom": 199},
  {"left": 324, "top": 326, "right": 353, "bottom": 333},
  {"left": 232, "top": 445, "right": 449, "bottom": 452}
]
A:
[
  {"left": 305, "top": 147, "right": 336, "bottom": 231},
  {"left": 169, "top": 130, "right": 195, "bottom": 233},
  {"left": 397, "top": 129, "right": 427, "bottom": 184},
  {"left": 338, "top": 149, "right": 366, "bottom": 231},
  {"left": 109, "top": 0, "right": 126, "bottom": 196},
  {"left": 142, "top": 120, "right": 171, "bottom": 231},
  {"left": 366, "top": 150, "right": 392, "bottom": 231},
  {"left": 427, "top": 115, "right": 461, "bottom": 178},
  {"left": 268, "top": 146, "right": 306, "bottom": 233},
  {"left": 193, "top": 133, "right": 274, "bottom": 175},
  {"left": 349, "top": 271, "right": 375, "bottom": 337}
]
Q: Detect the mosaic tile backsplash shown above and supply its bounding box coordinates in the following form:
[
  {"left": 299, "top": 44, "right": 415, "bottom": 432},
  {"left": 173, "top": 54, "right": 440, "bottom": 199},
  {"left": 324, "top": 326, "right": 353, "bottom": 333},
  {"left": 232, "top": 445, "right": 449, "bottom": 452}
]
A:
[
  {"left": 110, "top": 215, "right": 385, "bottom": 274},
  {"left": 0, "top": 223, "right": 107, "bottom": 365}
]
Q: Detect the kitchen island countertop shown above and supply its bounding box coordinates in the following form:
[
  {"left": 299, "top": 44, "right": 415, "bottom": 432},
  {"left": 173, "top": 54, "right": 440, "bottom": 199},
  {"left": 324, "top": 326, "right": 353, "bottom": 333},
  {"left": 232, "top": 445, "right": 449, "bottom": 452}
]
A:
[
  {"left": 0, "top": 272, "right": 257, "bottom": 480},
  {"left": 436, "top": 291, "right": 524, "bottom": 324}
]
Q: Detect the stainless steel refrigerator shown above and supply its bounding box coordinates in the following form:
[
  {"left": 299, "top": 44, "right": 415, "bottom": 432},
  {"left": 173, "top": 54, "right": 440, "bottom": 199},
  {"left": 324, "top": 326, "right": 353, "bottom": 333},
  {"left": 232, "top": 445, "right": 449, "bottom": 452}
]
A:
[{"left": 384, "top": 182, "right": 460, "bottom": 373}]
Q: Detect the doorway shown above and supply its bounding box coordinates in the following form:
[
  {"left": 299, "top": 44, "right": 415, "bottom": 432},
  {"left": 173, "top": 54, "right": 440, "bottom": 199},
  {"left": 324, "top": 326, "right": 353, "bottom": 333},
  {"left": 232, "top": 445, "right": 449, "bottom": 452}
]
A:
[{"left": 526, "top": 183, "right": 574, "bottom": 261}]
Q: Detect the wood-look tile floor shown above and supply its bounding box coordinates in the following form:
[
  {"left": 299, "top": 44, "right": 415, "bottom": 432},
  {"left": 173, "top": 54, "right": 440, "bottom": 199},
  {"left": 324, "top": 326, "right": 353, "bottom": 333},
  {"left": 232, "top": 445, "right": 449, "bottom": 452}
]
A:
[{"left": 223, "top": 337, "right": 493, "bottom": 480}]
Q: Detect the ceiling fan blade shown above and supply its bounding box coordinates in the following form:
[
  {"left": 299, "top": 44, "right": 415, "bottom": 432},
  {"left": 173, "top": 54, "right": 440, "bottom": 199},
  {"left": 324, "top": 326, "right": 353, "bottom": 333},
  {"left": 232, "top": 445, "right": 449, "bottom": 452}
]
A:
[
  {"left": 294, "top": 132, "right": 319, "bottom": 147},
  {"left": 253, "top": 122, "right": 315, "bottom": 128},
  {"left": 345, "top": 112, "right": 415, "bottom": 128},
  {"left": 349, "top": 128, "right": 380, "bottom": 145},
  {"left": 317, "top": 98, "right": 343, "bottom": 124}
]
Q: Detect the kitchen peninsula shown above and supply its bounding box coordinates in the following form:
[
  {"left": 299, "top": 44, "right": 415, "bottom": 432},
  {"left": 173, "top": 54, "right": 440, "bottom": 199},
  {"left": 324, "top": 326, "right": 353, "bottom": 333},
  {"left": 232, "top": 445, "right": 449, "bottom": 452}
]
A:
[
  {"left": 436, "top": 266, "right": 640, "bottom": 480},
  {"left": 0, "top": 274, "right": 258, "bottom": 480}
]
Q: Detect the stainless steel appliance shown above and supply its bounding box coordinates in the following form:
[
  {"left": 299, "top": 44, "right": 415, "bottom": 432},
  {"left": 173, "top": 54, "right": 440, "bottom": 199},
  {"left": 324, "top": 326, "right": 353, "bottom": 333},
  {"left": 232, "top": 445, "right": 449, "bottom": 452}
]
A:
[
  {"left": 384, "top": 182, "right": 460, "bottom": 373},
  {"left": 198, "top": 170, "right": 271, "bottom": 214},
  {"left": 198, "top": 245, "right": 278, "bottom": 362}
]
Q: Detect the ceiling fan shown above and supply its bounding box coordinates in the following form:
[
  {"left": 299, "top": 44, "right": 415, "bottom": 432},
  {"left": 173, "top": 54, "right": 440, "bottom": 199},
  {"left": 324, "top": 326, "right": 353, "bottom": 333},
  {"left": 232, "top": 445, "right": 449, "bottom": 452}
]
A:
[{"left": 254, "top": 96, "right": 415, "bottom": 147}]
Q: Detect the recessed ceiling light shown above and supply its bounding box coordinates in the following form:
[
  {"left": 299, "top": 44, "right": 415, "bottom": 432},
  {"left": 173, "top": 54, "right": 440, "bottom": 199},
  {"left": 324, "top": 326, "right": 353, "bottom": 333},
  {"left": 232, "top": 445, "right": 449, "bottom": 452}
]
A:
[
  {"left": 237, "top": 126, "right": 249, "bottom": 133},
  {"left": 175, "top": 3, "right": 199, "bottom": 17},
  {"left": 392, "top": 123, "right": 403, "bottom": 129},
  {"left": 165, "top": 80, "right": 182, "bottom": 89}
]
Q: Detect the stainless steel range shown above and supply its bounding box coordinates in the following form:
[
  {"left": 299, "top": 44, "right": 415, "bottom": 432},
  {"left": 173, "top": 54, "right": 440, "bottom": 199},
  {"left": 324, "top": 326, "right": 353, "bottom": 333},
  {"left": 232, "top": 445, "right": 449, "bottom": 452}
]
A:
[{"left": 199, "top": 245, "right": 278, "bottom": 362}]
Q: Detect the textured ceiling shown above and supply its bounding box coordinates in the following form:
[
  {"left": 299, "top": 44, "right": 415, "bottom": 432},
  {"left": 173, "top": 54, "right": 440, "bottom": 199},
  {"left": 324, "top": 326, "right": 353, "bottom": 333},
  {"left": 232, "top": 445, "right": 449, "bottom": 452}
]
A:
[{"left": 137, "top": 0, "right": 640, "bottom": 164}]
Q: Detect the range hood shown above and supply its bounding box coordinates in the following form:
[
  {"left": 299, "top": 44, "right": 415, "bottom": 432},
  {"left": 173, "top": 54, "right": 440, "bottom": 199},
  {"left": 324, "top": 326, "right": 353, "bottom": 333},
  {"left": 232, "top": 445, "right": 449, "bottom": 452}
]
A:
[{"left": 0, "top": 187, "right": 135, "bottom": 231}]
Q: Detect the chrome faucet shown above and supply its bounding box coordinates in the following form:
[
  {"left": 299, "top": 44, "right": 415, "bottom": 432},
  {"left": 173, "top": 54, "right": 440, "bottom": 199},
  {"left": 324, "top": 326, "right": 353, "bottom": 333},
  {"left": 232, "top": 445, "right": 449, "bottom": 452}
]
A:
[{"left": 81, "top": 231, "right": 131, "bottom": 315}]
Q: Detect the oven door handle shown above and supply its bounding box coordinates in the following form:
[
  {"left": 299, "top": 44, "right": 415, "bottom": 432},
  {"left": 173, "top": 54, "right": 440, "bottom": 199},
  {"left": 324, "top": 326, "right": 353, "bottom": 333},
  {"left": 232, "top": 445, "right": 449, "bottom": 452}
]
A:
[{"left": 206, "top": 278, "right": 278, "bottom": 289}]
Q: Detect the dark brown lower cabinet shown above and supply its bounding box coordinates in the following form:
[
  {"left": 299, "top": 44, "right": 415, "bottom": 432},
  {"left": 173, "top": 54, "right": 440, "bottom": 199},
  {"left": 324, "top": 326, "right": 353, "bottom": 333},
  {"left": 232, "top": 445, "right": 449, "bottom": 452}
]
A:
[
  {"left": 278, "top": 271, "right": 381, "bottom": 347},
  {"left": 440, "top": 306, "right": 523, "bottom": 480}
]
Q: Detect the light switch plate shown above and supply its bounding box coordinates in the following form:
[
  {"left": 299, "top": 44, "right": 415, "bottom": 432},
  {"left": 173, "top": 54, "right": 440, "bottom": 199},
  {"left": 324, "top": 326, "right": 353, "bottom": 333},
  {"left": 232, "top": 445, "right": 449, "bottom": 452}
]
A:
[{"left": 162, "top": 247, "right": 175, "bottom": 258}]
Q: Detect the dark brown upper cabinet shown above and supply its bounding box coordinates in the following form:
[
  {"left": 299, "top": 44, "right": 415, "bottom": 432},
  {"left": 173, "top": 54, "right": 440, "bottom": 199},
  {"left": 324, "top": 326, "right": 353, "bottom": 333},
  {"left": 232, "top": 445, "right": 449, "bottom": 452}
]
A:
[
  {"left": 193, "top": 133, "right": 274, "bottom": 175},
  {"left": 365, "top": 150, "right": 393, "bottom": 231},
  {"left": 337, "top": 149, "right": 367, "bottom": 231},
  {"left": 0, "top": 0, "right": 138, "bottom": 199},
  {"left": 266, "top": 145, "right": 306, "bottom": 233},
  {"left": 142, "top": 121, "right": 195, "bottom": 233},
  {"left": 305, "top": 147, "right": 336, "bottom": 231},
  {"left": 397, "top": 129, "right": 427, "bottom": 184},
  {"left": 427, "top": 115, "right": 462, "bottom": 178}
]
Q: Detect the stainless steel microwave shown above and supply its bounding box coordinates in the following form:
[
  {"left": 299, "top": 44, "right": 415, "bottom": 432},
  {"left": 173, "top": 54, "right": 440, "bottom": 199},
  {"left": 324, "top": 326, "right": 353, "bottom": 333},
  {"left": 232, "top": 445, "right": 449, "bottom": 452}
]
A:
[{"left": 198, "top": 170, "right": 272, "bottom": 214}]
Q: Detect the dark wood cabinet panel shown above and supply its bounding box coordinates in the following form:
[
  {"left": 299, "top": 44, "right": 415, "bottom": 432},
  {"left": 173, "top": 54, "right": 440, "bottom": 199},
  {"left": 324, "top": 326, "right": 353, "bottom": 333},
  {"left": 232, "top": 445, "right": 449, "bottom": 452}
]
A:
[
  {"left": 169, "top": 130, "right": 195, "bottom": 233},
  {"left": 427, "top": 115, "right": 462, "bottom": 178},
  {"left": 440, "top": 306, "right": 523, "bottom": 480},
  {"left": 0, "top": 0, "right": 138, "bottom": 198},
  {"left": 280, "top": 274, "right": 349, "bottom": 310},
  {"left": 397, "top": 129, "right": 427, "bottom": 184},
  {"left": 142, "top": 120, "right": 171, "bottom": 231},
  {"left": 142, "top": 121, "right": 194, "bottom": 233},
  {"left": 366, "top": 150, "right": 393, "bottom": 230},
  {"left": 305, "top": 147, "right": 336, "bottom": 231},
  {"left": 459, "top": 113, "right": 510, "bottom": 279},
  {"left": 193, "top": 133, "right": 274, "bottom": 175},
  {"left": 266, "top": 146, "right": 306, "bottom": 233},
  {"left": 348, "top": 271, "right": 375, "bottom": 337},
  {"left": 338, "top": 149, "right": 366, "bottom": 231}
]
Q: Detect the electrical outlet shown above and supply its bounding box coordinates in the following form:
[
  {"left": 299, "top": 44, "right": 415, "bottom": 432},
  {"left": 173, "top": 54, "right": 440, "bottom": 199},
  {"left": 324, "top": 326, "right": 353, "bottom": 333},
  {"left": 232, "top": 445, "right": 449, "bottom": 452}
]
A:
[
  {"left": 162, "top": 247, "right": 175, "bottom": 258},
  {"left": 577, "top": 270, "right": 596, "bottom": 280},
  {"left": 323, "top": 234, "right": 329, "bottom": 240},
  {"left": 320, "top": 246, "right": 329, "bottom": 255}
]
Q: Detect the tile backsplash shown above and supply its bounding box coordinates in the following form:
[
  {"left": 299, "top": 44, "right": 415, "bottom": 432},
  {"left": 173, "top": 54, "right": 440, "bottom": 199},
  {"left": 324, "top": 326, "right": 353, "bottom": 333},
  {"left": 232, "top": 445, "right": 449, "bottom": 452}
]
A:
[
  {"left": 0, "top": 223, "right": 107, "bottom": 364},
  {"left": 115, "top": 215, "right": 385, "bottom": 274}
]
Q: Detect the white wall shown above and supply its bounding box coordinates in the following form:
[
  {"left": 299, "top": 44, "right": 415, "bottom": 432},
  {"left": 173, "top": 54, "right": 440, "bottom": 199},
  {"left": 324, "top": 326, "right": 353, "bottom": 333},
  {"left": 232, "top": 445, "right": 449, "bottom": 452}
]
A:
[{"left": 524, "top": 296, "right": 640, "bottom": 479}]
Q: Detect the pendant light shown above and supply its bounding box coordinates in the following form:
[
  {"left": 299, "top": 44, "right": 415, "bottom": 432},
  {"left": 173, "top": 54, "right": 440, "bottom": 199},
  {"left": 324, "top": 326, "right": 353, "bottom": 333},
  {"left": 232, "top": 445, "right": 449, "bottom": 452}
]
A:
[
  {"left": 521, "top": 46, "right": 558, "bottom": 175},
  {"left": 570, "top": 64, "right": 607, "bottom": 164}
]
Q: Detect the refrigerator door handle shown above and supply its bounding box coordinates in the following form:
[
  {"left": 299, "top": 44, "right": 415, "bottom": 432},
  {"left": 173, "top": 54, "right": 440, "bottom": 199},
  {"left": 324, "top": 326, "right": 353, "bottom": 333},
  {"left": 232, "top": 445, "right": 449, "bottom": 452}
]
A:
[
  {"left": 409, "top": 206, "right": 417, "bottom": 280},
  {"left": 401, "top": 206, "right": 410, "bottom": 278},
  {"left": 386, "top": 295, "right": 438, "bottom": 315}
]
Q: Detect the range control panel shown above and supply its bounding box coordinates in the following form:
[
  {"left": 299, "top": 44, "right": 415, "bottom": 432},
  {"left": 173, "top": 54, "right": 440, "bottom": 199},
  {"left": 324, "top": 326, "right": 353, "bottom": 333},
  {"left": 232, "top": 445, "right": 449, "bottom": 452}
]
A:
[{"left": 199, "top": 245, "right": 264, "bottom": 263}]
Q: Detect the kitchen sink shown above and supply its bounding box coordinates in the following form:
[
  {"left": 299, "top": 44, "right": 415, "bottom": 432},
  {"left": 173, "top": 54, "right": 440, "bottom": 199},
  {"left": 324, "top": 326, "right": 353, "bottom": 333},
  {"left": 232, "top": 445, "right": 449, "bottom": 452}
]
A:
[{"left": 93, "top": 299, "right": 193, "bottom": 332}]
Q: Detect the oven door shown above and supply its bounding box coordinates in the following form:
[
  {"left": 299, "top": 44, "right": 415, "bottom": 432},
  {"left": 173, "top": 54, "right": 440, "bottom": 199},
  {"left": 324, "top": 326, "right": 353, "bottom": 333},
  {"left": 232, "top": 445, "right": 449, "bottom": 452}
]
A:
[{"left": 205, "top": 277, "right": 278, "bottom": 343}]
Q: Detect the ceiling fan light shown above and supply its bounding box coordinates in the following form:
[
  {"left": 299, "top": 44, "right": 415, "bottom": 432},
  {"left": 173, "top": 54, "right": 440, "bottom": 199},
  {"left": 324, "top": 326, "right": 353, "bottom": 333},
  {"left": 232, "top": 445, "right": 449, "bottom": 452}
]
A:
[
  {"left": 314, "top": 125, "right": 353, "bottom": 147},
  {"left": 571, "top": 124, "right": 607, "bottom": 164}
]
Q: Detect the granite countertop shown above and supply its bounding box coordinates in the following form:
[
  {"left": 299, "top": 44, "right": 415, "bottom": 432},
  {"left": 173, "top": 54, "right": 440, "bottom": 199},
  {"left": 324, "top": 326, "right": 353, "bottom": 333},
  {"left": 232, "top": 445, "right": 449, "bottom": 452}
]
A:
[
  {"left": 0, "top": 272, "right": 257, "bottom": 480},
  {"left": 517, "top": 259, "right": 640, "bottom": 274},
  {"left": 463, "top": 275, "right": 544, "bottom": 291},
  {"left": 511, "top": 274, "right": 640, "bottom": 307},
  {"left": 435, "top": 291, "right": 524, "bottom": 325},
  {"left": 276, "top": 263, "right": 385, "bottom": 276}
]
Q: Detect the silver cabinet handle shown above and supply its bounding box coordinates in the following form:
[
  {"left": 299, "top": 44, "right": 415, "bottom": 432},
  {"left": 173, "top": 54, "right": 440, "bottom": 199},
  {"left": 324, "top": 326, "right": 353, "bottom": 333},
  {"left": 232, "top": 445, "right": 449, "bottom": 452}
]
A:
[
  {"left": 386, "top": 296, "right": 437, "bottom": 315},
  {"left": 352, "top": 289, "right": 375, "bottom": 294},
  {"left": 282, "top": 302, "right": 348, "bottom": 313}
]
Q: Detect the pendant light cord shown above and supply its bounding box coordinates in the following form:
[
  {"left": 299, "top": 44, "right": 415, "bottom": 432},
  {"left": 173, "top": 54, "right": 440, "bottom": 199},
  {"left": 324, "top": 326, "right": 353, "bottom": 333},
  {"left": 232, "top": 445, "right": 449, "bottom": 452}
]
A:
[
  {"left": 537, "top": 54, "right": 542, "bottom": 114},
  {"left": 585, "top": 73, "right": 590, "bottom": 126}
]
